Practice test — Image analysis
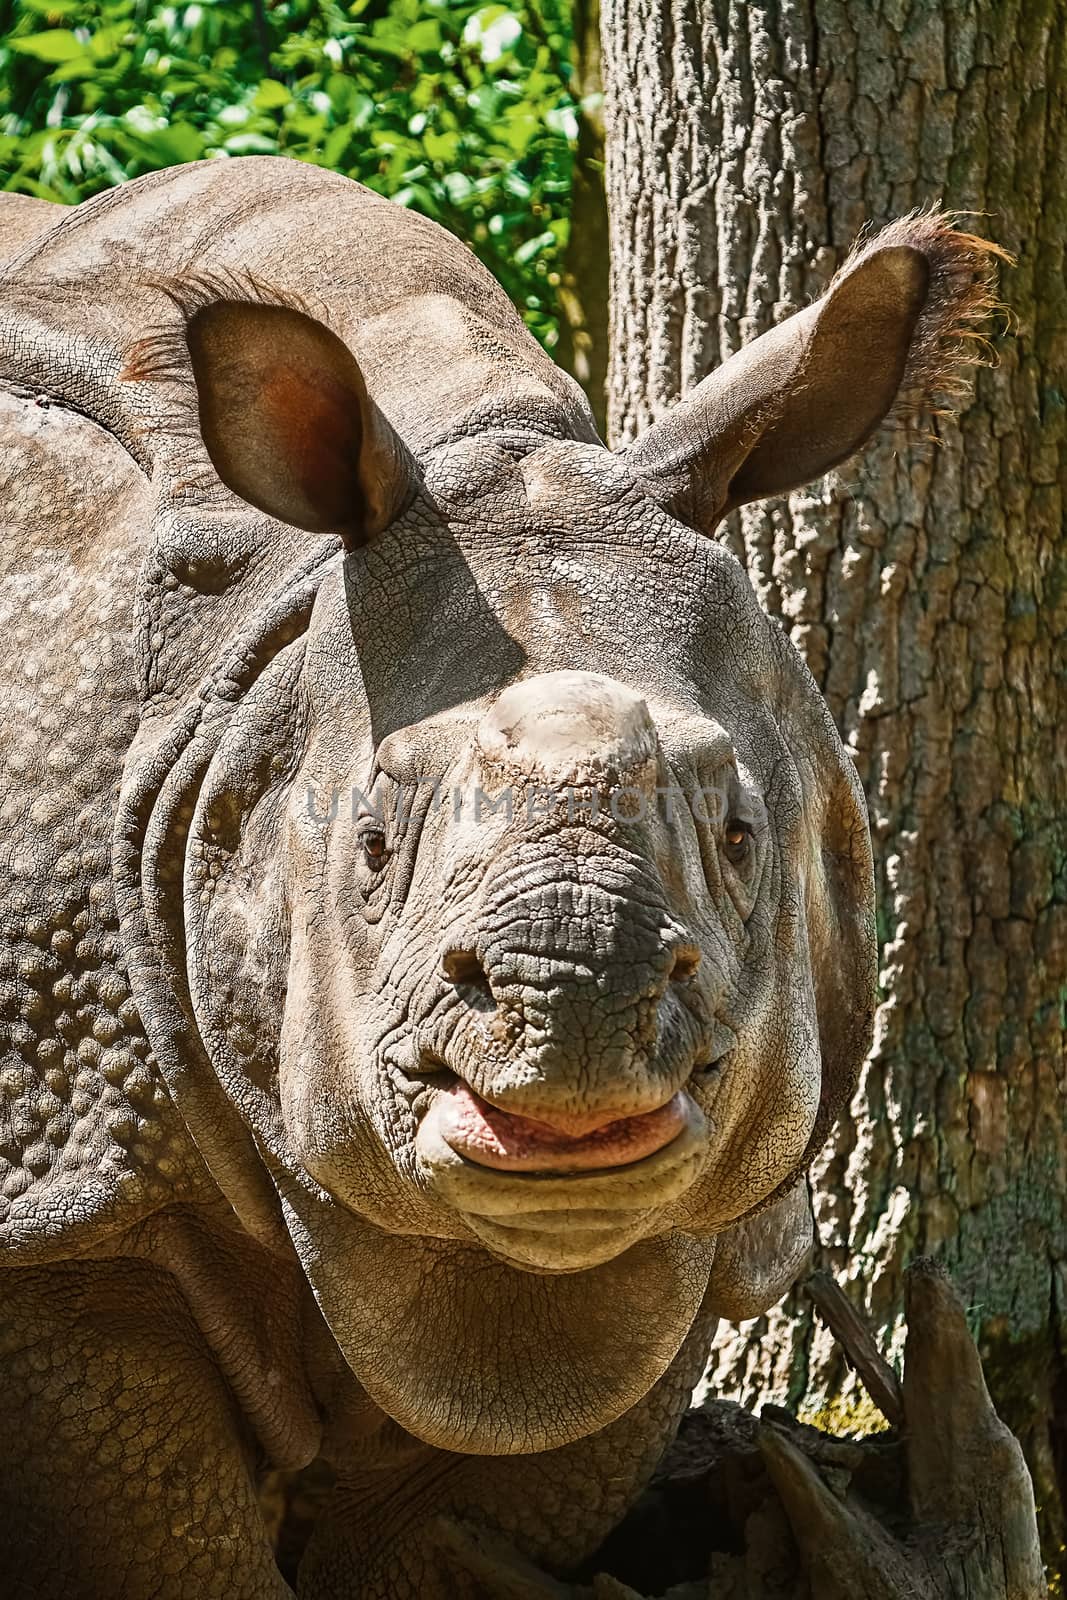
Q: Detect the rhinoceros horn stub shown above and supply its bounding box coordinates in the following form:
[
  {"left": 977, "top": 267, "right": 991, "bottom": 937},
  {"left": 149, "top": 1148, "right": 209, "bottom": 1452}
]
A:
[
  {"left": 625, "top": 212, "right": 1007, "bottom": 536},
  {"left": 127, "top": 279, "right": 417, "bottom": 546},
  {"left": 477, "top": 670, "right": 660, "bottom": 790}
]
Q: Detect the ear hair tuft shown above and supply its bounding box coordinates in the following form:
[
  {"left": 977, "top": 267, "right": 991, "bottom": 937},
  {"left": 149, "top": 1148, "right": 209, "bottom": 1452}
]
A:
[
  {"left": 121, "top": 272, "right": 335, "bottom": 507},
  {"left": 834, "top": 208, "right": 1012, "bottom": 430},
  {"left": 121, "top": 269, "right": 323, "bottom": 388}
]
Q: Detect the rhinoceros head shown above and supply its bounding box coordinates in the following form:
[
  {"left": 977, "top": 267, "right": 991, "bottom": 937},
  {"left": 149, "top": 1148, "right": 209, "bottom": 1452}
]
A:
[{"left": 123, "top": 206, "right": 996, "bottom": 1453}]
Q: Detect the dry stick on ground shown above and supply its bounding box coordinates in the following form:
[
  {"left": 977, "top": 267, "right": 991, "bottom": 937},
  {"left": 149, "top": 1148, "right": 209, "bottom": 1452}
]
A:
[
  {"left": 435, "top": 1261, "right": 1047, "bottom": 1599},
  {"left": 802, "top": 1268, "right": 904, "bottom": 1427}
]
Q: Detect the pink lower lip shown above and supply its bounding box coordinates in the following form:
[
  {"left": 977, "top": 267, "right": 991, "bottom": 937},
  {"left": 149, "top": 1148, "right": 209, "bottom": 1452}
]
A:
[{"left": 437, "top": 1082, "right": 688, "bottom": 1173}]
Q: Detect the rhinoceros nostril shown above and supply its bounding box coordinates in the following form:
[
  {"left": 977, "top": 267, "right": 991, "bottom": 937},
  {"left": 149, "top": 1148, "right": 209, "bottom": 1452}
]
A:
[
  {"left": 669, "top": 946, "right": 701, "bottom": 982},
  {"left": 441, "top": 948, "right": 491, "bottom": 989}
]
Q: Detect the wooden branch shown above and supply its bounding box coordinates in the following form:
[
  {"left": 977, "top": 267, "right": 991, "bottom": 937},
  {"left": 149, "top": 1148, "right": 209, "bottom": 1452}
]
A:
[{"left": 803, "top": 1268, "right": 904, "bottom": 1428}]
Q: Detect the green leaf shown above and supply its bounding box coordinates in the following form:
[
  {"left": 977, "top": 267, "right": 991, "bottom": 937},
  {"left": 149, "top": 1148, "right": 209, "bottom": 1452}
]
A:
[
  {"left": 544, "top": 104, "right": 578, "bottom": 140},
  {"left": 3, "top": 175, "right": 70, "bottom": 201},
  {"left": 359, "top": 34, "right": 409, "bottom": 61},
  {"left": 350, "top": 92, "right": 376, "bottom": 129},
  {"left": 48, "top": 58, "right": 102, "bottom": 83},
  {"left": 132, "top": 122, "right": 204, "bottom": 163},
  {"left": 423, "top": 127, "right": 459, "bottom": 163},
  {"left": 89, "top": 24, "right": 129, "bottom": 60},
  {"left": 9, "top": 29, "right": 88, "bottom": 63},
  {"left": 253, "top": 79, "right": 291, "bottom": 110},
  {"left": 404, "top": 18, "right": 441, "bottom": 51},
  {"left": 514, "top": 227, "right": 554, "bottom": 264},
  {"left": 18, "top": 0, "right": 82, "bottom": 15},
  {"left": 321, "top": 125, "right": 352, "bottom": 166},
  {"left": 221, "top": 132, "right": 281, "bottom": 154},
  {"left": 442, "top": 170, "right": 473, "bottom": 203}
]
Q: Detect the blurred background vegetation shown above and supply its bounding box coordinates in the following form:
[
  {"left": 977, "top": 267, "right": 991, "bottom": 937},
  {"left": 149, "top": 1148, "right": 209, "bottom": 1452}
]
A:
[{"left": 0, "top": 0, "right": 590, "bottom": 355}]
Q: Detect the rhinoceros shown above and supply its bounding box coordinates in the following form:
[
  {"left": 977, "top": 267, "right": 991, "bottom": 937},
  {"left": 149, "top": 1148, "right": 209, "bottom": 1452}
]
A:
[{"left": 0, "top": 158, "right": 996, "bottom": 1597}]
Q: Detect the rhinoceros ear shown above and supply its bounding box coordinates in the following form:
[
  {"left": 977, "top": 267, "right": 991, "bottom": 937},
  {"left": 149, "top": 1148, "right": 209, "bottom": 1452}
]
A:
[
  {"left": 625, "top": 215, "right": 1004, "bottom": 534},
  {"left": 183, "top": 299, "right": 415, "bottom": 545}
]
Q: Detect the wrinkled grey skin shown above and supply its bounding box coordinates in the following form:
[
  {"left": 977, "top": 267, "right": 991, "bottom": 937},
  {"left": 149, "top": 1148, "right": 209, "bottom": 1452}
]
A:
[{"left": 0, "top": 157, "right": 977, "bottom": 1598}]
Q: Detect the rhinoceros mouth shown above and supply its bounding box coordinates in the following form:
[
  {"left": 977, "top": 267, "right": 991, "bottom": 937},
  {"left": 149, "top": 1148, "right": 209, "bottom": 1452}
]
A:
[
  {"left": 428, "top": 1078, "right": 691, "bottom": 1174},
  {"left": 412, "top": 1071, "right": 710, "bottom": 1267}
]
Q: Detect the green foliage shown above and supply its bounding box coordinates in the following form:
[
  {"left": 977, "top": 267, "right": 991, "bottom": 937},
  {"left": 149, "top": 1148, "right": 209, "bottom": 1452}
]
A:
[{"left": 0, "top": 0, "right": 578, "bottom": 347}]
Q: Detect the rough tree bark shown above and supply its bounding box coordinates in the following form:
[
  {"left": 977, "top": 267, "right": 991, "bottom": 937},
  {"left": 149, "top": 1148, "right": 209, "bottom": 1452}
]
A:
[
  {"left": 555, "top": 0, "right": 610, "bottom": 436},
  {"left": 601, "top": 0, "right": 1067, "bottom": 1574}
]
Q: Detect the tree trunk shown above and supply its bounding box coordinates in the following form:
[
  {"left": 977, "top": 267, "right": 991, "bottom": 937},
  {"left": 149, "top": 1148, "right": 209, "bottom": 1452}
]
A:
[
  {"left": 601, "top": 0, "right": 1067, "bottom": 1573},
  {"left": 556, "top": 0, "right": 610, "bottom": 436}
]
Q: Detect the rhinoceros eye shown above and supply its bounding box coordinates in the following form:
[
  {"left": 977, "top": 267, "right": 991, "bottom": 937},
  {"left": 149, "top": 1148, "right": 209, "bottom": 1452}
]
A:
[
  {"left": 361, "top": 827, "right": 388, "bottom": 867},
  {"left": 723, "top": 817, "right": 752, "bottom": 865}
]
